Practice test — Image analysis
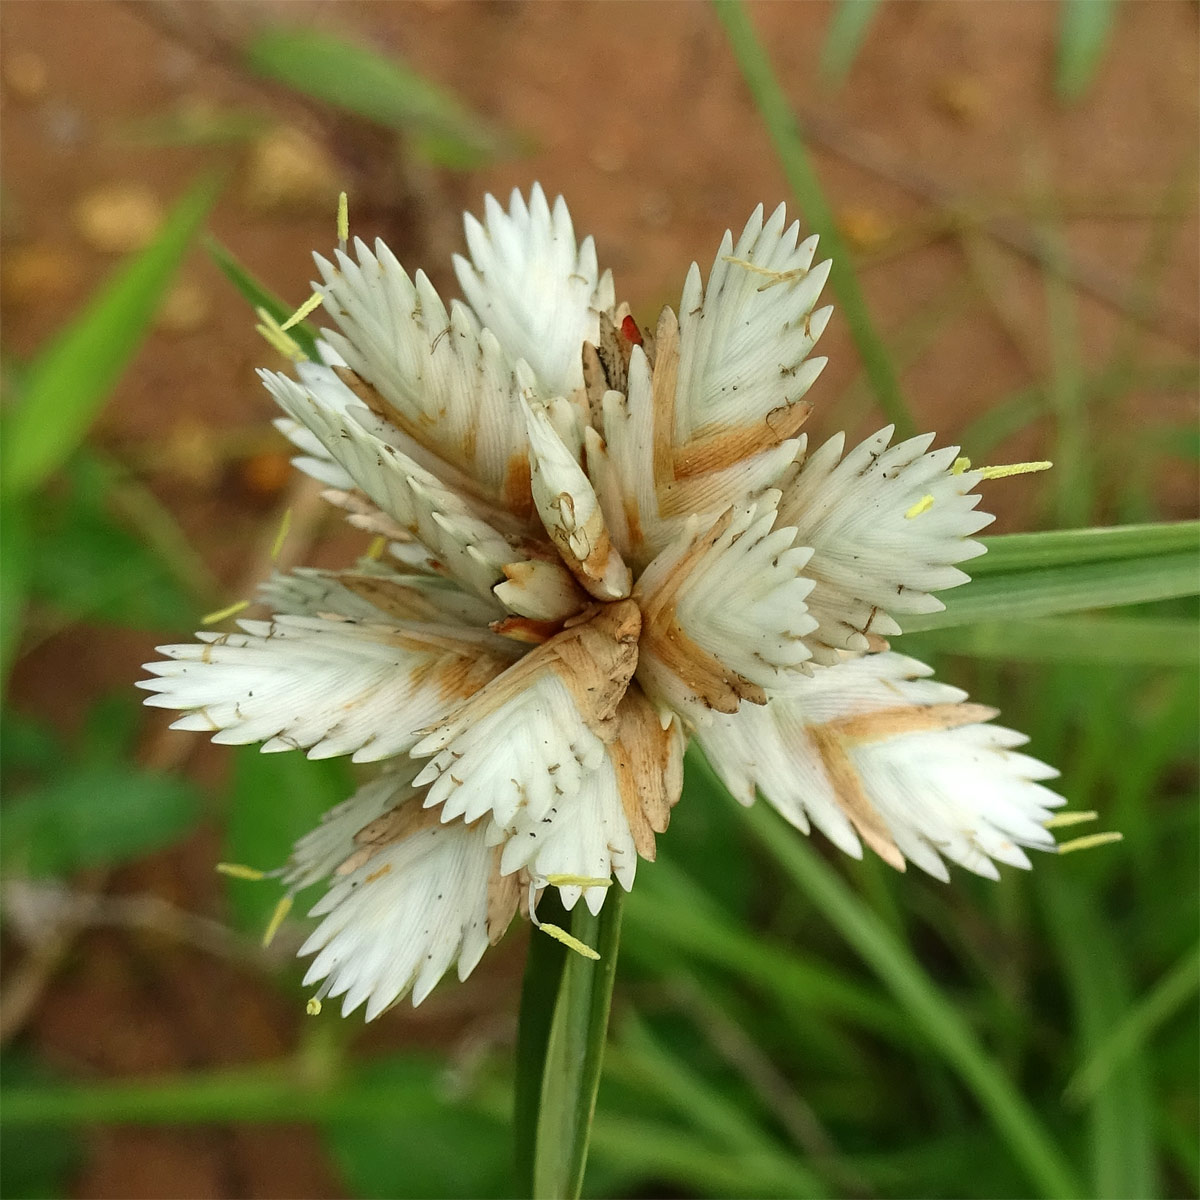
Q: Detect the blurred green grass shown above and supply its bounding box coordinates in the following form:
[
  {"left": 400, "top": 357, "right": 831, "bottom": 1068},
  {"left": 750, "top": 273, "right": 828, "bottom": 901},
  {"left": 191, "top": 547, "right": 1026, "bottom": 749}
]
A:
[{"left": 1, "top": 5, "right": 1197, "bottom": 1200}]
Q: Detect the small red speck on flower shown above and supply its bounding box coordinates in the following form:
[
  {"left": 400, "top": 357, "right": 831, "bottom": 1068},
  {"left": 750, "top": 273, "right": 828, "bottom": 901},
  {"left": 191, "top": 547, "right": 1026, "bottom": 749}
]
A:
[{"left": 620, "top": 314, "right": 643, "bottom": 345}]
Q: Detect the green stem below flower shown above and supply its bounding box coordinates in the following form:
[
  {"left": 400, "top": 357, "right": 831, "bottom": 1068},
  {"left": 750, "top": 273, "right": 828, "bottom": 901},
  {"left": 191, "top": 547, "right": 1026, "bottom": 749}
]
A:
[{"left": 515, "top": 887, "right": 625, "bottom": 1200}]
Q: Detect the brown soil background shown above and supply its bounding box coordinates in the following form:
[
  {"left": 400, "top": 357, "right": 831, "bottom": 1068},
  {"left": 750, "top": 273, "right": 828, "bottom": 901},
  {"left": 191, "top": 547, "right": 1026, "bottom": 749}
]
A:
[{"left": 2, "top": 1, "right": 1197, "bottom": 1197}]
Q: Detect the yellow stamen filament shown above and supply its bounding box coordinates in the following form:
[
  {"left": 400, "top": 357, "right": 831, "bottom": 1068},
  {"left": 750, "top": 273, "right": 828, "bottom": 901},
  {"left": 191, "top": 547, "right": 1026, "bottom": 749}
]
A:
[
  {"left": 538, "top": 923, "right": 601, "bottom": 960},
  {"left": 255, "top": 307, "right": 307, "bottom": 363},
  {"left": 951, "top": 456, "right": 972, "bottom": 475},
  {"left": 544, "top": 874, "right": 612, "bottom": 889},
  {"left": 271, "top": 507, "right": 292, "bottom": 562},
  {"left": 216, "top": 862, "right": 265, "bottom": 881},
  {"left": 280, "top": 291, "right": 323, "bottom": 331},
  {"left": 1044, "top": 810, "right": 1099, "bottom": 829},
  {"left": 720, "top": 255, "right": 808, "bottom": 291},
  {"left": 976, "top": 460, "right": 1053, "bottom": 481},
  {"left": 904, "top": 494, "right": 935, "bottom": 519},
  {"left": 366, "top": 536, "right": 387, "bottom": 561},
  {"left": 1057, "top": 831, "right": 1123, "bottom": 855},
  {"left": 337, "top": 191, "right": 349, "bottom": 251},
  {"left": 306, "top": 997, "right": 323, "bottom": 1016},
  {"left": 261, "top": 895, "right": 293, "bottom": 948},
  {"left": 202, "top": 599, "right": 250, "bottom": 626}
]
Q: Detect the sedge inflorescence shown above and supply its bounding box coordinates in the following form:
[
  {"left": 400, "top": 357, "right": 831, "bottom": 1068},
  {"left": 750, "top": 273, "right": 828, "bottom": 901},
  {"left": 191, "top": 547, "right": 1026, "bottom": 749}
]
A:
[{"left": 141, "top": 186, "right": 1069, "bottom": 1020}]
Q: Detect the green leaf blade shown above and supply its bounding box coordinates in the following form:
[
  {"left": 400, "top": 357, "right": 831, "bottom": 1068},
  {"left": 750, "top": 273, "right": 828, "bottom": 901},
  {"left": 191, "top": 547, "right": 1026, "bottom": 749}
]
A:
[
  {"left": 243, "top": 27, "right": 515, "bottom": 167},
  {"left": 1, "top": 766, "right": 201, "bottom": 876},
  {"left": 1, "top": 174, "right": 222, "bottom": 499},
  {"left": 1056, "top": 0, "right": 1119, "bottom": 102},
  {"left": 819, "top": 0, "right": 882, "bottom": 85},
  {"left": 204, "top": 237, "right": 322, "bottom": 361},
  {"left": 713, "top": 0, "right": 914, "bottom": 438},
  {"left": 517, "top": 890, "right": 624, "bottom": 1200}
]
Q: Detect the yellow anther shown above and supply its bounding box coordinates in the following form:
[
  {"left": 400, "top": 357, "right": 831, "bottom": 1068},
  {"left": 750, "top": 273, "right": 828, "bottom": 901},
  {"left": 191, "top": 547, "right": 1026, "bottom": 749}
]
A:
[
  {"left": 544, "top": 874, "right": 612, "bottom": 889},
  {"left": 306, "top": 997, "right": 323, "bottom": 1016},
  {"left": 202, "top": 599, "right": 250, "bottom": 626},
  {"left": 1057, "top": 831, "right": 1123, "bottom": 855},
  {"left": 280, "top": 291, "right": 323, "bottom": 331},
  {"left": 337, "top": 191, "right": 349, "bottom": 250},
  {"left": 255, "top": 307, "right": 307, "bottom": 363},
  {"left": 951, "top": 456, "right": 972, "bottom": 475},
  {"left": 366, "top": 536, "right": 387, "bottom": 561},
  {"left": 216, "top": 862, "right": 265, "bottom": 881},
  {"left": 904, "top": 494, "right": 935, "bottom": 519},
  {"left": 538, "top": 922, "right": 601, "bottom": 961},
  {"left": 976, "top": 460, "right": 1053, "bottom": 481},
  {"left": 271, "top": 507, "right": 292, "bottom": 562},
  {"left": 262, "top": 895, "right": 293, "bottom": 948},
  {"left": 1044, "top": 810, "right": 1099, "bottom": 829}
]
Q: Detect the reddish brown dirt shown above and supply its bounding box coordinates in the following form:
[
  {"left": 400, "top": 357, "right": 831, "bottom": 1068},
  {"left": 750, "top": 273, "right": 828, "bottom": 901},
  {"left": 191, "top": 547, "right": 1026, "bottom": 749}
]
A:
[{"left": 2, "top": 2, "right": 1197, "bottom": 1196}]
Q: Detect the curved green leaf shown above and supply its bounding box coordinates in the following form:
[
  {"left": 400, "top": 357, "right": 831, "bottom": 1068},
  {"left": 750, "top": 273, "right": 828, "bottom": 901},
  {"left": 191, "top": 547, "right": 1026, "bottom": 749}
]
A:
[{"left": 1, "top": 174, "right": 222, "bottom": 499}]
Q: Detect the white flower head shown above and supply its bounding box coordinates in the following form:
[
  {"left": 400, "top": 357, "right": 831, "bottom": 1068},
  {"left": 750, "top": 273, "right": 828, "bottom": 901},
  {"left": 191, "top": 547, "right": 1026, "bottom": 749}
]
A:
[{"left": 141, "top": 184, "right": 1072, "bottom": 1019}]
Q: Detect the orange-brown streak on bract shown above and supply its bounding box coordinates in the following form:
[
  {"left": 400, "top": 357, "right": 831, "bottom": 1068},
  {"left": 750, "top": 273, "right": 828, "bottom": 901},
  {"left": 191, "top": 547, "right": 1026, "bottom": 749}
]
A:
[
  {"left": 650, "top": 307, "right": 680, "bottom": 500},
  {"left": 503, "top": 451, "right": 534, "bottom": 522},
  {"left": 336, "top": 365, "right": 521, "bottom": 525},
  {"left": 830, "top": 702, "right": 999, "bottom": 744},
  {"left": 611, "top": 687, "right": 684, "bottom": 860},
  {"left": 335, "top": 798, "right": 446, "bottom": 875},
  {"left": 634, "top": 506, "right": 766, "bottom": 712},
  {"left": 338, "top": 574, "right": 443, "bottom": 623},
  {"left": 489, "top": 615, "right": 562, "bottom": 644},
  {"left": 486, "top": 848, "right": 521, "bottom": 942},
  {"left": 551, "top": 599, "right": 641, "bottom": 736},
  {"left": 418, "top": 599, "right": 641, "bottom": 750},
  {"left": 805, "top": 726, "right": 906, "bottom": 871},
  {"left": 384, "top": 631, "right": 514, "bottom": 702},
  {"left": 642, "top": 617, "right": 766, "bottom": 714},
  {"left": 672, "top": 400, "right": 812, "bottom": 481}
]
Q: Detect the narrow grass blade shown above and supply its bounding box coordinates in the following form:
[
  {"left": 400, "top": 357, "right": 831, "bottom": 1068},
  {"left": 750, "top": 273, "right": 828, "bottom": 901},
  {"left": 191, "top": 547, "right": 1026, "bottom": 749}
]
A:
[
  {"left": 1, "top": 174, "right": 222, "bottom": 498},
  {"left": 906, "top": 616, "right": 1198, "bottom": 667},
  {"left": 516, "top": 889, "right": 624, "bottom": 1199},
  {"left": 514, "top": 894, "right": 569, "bottom": 1193},
  {"left": 713, "top": 0, "right": 914, "bottom": 437},
  {"left": 709, "top": 762, "right": 1081, "bottom": 1199},
  {"left": 1056, "top": 0, "right": 1119, "bottom": 102},
  {"left": 1040, "top": 873, "right": 1155, "bottom": 1199},
  {"left": 1041, "top": 209, "right": 1093, "bottom": 528},
  {"left": 588, "top": 1112, "right": 814, "bottom": 1198},
  {"left": 0, "top": 495, "right": 30, "bottom": 690},
  {"left": 971, "top": 522, "right": 1200, "bottom": 575},
  {"left": 819, "top": 0, "right": 881, "bottom": 85},
  {"left": 243, "top": 27, "right": 516, "bottom": 167},
  {"left": 205, "top": 238, "right": 321, "bottom": 361},
  {"left": 1066, "top": 940, "right": 1200, "bottom": 1103},
  {"left": 608, "top": 1013, "right": 823, "bottom": 1196},
  {"left": 624, "top": 857, "right": 909, "bottom": 1041},
  {"left": 901, "top": 549, "right": 1199, "bottom": 632}
]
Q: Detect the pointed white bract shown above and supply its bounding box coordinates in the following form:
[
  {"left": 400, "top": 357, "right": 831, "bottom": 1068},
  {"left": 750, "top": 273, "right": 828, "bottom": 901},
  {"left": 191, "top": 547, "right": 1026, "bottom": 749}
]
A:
[
  {"left": 675, "top": 203, "right": 830, "bottom": 443},
  {"left": 139, "top": 615, "right": 514, "bottom": 762},
  {"left": 697, "top": 652, "right": 1062, "bottom": 881},
  {"left": 262, "top": 370, "right": 521, "bottom": 599},
  {"left": 523, "top": 397, "right": 631, "bottom": 599},
  {"left": 312, "top": 238, "right": 535, "bottom": 511},
  {"left": 260, "top": 563, "right": 501, "bottom": 628},
  {"left": 634, "top": 493, "right": 818, "bottom": 723},
  {"left": 493, "top": 753, "right": 638, "bottom": 915},
  {"left": 454, "top": 184, "right": 614, "bottom": 401},
  {"left": 778, "top": 428, "right": 992, "bottom": 659},
  {"left": 279, "top": 765, "right": 422, "bottom": 894},
  {"left": 142, "top": 186, "right": 1067, "bottom": 1019},
  {"left": 300, "top": 811, "right": 507, "bottom": 1017}
]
